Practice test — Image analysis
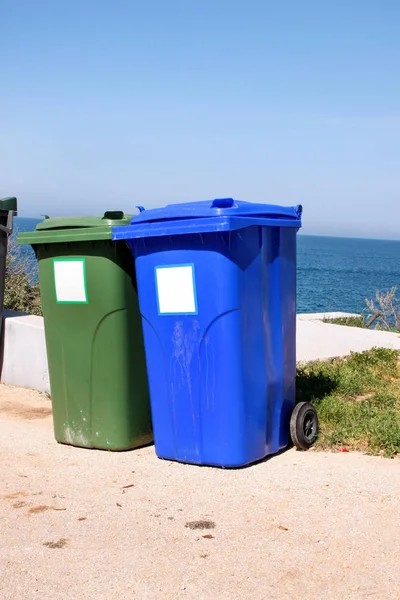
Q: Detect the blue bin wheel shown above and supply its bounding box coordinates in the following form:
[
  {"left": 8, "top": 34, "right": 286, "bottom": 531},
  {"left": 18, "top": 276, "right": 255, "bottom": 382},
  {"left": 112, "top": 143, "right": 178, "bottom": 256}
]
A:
[{"left": 290, "top": 402, "right": 319, "bottom": 450}]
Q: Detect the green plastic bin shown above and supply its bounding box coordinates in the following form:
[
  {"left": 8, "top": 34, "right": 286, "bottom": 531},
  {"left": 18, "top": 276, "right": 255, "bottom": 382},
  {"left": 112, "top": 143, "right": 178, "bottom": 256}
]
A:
[
  {"left": 0, "top": 197, "right": 18, "bottom": 336},
  {"left": 18, "top": 210, "right": 152, "bottom": 450}
]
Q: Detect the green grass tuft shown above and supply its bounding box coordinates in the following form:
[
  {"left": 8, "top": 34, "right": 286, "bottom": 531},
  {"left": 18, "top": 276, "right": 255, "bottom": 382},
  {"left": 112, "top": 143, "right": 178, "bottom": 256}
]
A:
[
  {"left": 323, "top": 316, "right": 365, "bottom": 328},
  {"left": 296, "top": 348, "right": 400, "bottom": 457}
]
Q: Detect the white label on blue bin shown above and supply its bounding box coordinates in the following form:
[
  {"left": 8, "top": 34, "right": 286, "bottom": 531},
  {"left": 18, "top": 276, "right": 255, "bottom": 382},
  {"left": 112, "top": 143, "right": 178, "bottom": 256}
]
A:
[
  {"left": 53, "top": 258, "right": 88, "bottom": 304},
  {"left": 155, "top": 264, "right": 197, "bottom": 315}
]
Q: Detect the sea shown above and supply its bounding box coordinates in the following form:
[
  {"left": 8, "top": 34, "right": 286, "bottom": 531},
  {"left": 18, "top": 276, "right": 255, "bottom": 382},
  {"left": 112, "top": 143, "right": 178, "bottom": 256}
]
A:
[{"left": 13, "top": 217, "right": 400, "bottom": 315}]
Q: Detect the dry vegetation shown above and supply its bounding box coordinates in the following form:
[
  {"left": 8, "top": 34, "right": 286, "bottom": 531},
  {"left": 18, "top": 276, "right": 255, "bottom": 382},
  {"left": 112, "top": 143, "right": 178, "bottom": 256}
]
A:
[{"left": 4, "top": 237, "right": 42, "bottom": 316}]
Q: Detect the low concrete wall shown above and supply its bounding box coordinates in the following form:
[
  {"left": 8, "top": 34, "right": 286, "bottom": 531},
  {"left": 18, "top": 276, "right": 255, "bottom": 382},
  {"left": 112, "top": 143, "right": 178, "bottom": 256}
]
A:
[
  {"left": 1, "top": 310, "right": 399, "bottom": 393},
  {"left": 1, "top": 310, "right": 50, "bottom": 394}
]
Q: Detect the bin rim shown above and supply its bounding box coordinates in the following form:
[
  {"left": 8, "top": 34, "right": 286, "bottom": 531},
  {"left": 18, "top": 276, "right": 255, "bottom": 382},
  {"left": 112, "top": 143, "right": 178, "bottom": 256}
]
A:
[
  {"left": 112, "top": 199, "right": 302, "bottom": 240},
  {"left": 35, "top": 211, "right": 132, "bottom": 231},
  {"left": 17, "top": 211, "right": 133, "bottom": 245},
  {"left": 128, "top": 198, "right": 302, "bottom": 226}
]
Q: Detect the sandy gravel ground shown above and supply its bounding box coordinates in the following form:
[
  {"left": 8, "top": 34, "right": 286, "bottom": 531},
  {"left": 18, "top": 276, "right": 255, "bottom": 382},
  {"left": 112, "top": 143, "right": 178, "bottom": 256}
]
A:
[{"left": 1, "top": 384, "right": 400, "bottom": 600}]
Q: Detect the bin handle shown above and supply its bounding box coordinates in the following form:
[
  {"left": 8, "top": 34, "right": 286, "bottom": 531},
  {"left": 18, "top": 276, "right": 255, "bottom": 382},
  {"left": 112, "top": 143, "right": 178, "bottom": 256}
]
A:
[
  {"left": 212, "top": 198, "right": 234, "bottom": 209},
  {"left": 136, "top": 205, "right": 145, "bottom": 213},
  {"left": 0, "top": 211, "right": 15, "bottom": 235}
]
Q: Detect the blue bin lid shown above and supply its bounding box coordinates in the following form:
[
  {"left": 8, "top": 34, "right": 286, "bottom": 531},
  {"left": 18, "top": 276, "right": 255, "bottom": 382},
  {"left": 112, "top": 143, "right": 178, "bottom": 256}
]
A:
[
  {"left": 131, "top": 198, "right": 301, "bottom": 223},
  {"left": 112, "top": 198, "right": 302, "bottom": 240}
]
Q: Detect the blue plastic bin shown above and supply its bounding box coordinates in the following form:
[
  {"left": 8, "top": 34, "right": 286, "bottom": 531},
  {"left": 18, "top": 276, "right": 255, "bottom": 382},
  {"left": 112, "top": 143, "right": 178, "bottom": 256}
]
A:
[{"left": 113, "top": 198, "right": 302, "bottom": 467}]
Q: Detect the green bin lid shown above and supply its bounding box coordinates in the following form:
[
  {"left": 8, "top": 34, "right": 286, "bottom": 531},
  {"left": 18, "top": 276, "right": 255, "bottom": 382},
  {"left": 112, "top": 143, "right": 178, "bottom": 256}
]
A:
[
  {"left": 18, "top": 210, "right": 132, "bottom": 245},
  {"left": 0, "top": 197, "right": 17, "bottom": 213}
]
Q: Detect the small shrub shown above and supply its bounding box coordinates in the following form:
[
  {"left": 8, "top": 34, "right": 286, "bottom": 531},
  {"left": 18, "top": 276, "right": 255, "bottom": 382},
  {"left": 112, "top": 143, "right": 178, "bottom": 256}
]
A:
[
  {"left": 323, "top": 288, "right": 400, "bottom": 333},
  {"left": 3, "top": 238, "right": 42, "bottom": 316},
  {"left": 365, "top": 286, "right": 400, "bottom": 332}
]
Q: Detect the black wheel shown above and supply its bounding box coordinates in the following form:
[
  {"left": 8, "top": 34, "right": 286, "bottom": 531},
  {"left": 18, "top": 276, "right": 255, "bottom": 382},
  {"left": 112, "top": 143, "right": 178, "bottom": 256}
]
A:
[{"left": 290, "top": 402, "right": 319, "bottom": 450}]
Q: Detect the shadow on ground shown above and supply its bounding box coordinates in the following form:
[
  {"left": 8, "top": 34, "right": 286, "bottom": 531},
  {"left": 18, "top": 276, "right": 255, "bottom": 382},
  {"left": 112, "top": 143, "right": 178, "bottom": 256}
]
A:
[{"left": 296, "top": 368, "right": 338, "bottom": 406}]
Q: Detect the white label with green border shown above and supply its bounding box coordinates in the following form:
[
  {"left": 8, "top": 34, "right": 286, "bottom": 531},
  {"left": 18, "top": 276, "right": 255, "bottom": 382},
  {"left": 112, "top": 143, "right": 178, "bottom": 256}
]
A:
[{"left": 53, "top": 258, "right": 88, "bottom": 304}]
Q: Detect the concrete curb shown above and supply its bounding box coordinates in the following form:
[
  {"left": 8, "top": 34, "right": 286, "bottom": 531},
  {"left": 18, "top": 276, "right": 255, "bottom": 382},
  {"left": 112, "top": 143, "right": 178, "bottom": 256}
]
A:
[
  {"left": 1, "top": 311, "right": 400, "bottom": 393},
  {"left": 296, "top": 317, "right": 400, "bottom": 362}
]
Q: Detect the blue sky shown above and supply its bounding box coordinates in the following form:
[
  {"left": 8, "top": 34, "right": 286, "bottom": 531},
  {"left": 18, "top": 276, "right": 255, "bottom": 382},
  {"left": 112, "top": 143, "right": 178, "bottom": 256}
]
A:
[{"left": 1, "top": 0, "right": 400, "bottom": 238}]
